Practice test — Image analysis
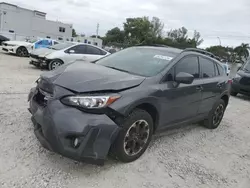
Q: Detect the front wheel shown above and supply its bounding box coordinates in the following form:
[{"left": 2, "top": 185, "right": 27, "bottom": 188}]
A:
[
  {"left": 16, "top": 47, "right": 28, "bottom": 57},
  {"left": 111, "top": 109, "right": 153, "bottom": 163},
  {"left": 48, "top": 60, "right": 63, "bottom": 70},
  {"left": 202, "top": 99, "right": 226, "bottom": 129}
]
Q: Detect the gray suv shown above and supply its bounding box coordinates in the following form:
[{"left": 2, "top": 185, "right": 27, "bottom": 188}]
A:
[{"left": 28, "top": 46, "right": 231, "bottom": 165}]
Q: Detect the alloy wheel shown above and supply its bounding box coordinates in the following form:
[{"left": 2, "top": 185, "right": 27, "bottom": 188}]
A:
[
  {"left": 123, "top": 120, "right": 150, "bottom": 156},
  {"left": 212, "top": 104, "right": 224, "bottom": 126},
  {"left": 51, "top": 61, "right": 61, "bottom": 70},
  {"left": 17, "top": 48, "right": 27, "bottom": 57}
]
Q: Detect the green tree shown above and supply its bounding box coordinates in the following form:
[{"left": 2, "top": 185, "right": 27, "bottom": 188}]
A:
[
  {"left": 72, "top": 28, "right": 77, "bottom": 37},
  {"left": 206, "top": 46, "right": 233, "bottom": 61},
  {"left": 103, "top": 27, "right": 125, "bottom": 45},
  {"left": 123, "top": 17, "right": 153, "bottom": 45},
  {"left": 151, "top": 17, "right": 164, "bottom": 38}
]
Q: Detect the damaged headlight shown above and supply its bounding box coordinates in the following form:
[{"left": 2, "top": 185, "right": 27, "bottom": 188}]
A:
[{"left": 61, "top": 95, "right": 120, "bottom": 109}]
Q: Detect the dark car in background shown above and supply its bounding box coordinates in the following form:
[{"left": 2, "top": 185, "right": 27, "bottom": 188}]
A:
[
  {"left": 28, "top": 46, "right": 231, "bottom": 165},
  {"left": 0, "top": 35, "right": 9, "bottom": 45},
  {"left": 231, "top": 58, "right": 250, "bottom": 96}
]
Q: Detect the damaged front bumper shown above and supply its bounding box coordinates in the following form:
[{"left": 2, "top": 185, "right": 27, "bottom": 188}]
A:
[{"left": 28, "top": 87, "right": 121, "bottom": 165}]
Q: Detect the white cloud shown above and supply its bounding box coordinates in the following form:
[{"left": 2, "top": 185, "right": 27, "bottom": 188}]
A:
[{"left": 6, "top": 0, "right": 250, "bottom": 47}]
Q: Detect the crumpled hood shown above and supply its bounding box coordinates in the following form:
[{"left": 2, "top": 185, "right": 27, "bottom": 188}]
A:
[
  {"left": 41, "top": 60, "right": 145, "bottom": 93},
  {"left": 5, "top": 40, "right": 32, "bottom": 46},
  {"left": 30, "top": 48, "right": 55, "bottom": 57}
]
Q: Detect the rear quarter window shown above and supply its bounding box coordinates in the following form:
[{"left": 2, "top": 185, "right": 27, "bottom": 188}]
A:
[{"left": 217, "top": 63, "right": 226, "bottom": 75}]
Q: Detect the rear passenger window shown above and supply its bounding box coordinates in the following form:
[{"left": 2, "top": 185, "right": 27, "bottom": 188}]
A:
[
  {"left": 199, "top": 57, "right": 215, "bottom": 78},
  {"left": 175, "top": 56, "right": 200, "bottom": 79},
  {"left": 86, "top": 46, "right": 101, "bottom": 55},
  {"left": 214, "top": 63, "right": 220, "bottom": 76},
  {"left": 217, "top": 64, "right": 225, "bottom": 75}
]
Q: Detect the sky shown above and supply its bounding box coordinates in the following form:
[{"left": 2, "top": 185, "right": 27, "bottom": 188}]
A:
[{"left": 6, "top": 0, "right": 250, "bottom": 48}]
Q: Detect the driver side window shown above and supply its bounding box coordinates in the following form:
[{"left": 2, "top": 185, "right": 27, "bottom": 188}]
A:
[{"left": 166, "top": 56, "right": 200, "bottom": 81}]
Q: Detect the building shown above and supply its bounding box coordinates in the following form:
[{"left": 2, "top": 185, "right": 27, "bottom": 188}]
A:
[
  {"left": 72, "top": 35, "right": 103, "bottom": 48},
  {"left": 0, "top": 2, "right": 72, "bottom": 41}
]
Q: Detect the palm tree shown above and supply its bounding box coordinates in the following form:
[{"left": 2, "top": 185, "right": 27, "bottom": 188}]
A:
[{"left": 233, "top": 43, "right": 249, "bottom": 62}]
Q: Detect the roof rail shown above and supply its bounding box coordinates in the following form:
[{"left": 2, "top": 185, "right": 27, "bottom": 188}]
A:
[
  {"left": 136, "top": 44, "right": 170, "bottom": 48},
  {"left": 183, "top": 48, "right": 215, "bottom": 56}
]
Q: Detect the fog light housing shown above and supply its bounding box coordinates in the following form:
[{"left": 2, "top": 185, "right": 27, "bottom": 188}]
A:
[{"left": 72, "top": 138, "right": 81, "bottom": 148}]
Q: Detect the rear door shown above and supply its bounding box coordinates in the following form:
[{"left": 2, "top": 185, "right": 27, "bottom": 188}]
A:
[
  {"left": 85, "top": 45, "right": 107, "bottom": 62},
  {"left": 160, "top": 56, "right": 203, "bottom": 125},
  {"left": 198, "top": 57, "right": 224, "bottom": 114}
]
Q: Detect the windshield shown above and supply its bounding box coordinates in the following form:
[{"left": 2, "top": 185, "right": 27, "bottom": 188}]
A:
[
  {"left": 242, "top": 59, "right": 250, "bottom": 72},
  {"left": 95, "top": 47, "right": 178, "bottom": 77},
  {"left": 48, "top": 43, "right": 74, "bottom": 50}
]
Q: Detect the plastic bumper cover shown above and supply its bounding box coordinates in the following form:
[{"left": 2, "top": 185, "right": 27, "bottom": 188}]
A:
[{"left": 28, "top": 88, "right": 121, "bottom": 165}]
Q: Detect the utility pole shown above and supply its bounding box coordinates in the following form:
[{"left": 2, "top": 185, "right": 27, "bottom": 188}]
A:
[
  {"left": 96, "top": 23, "right": 99, "bottom": 38},
  {"left": 217, "top": 37, "right": 221, "bottom": 46}
]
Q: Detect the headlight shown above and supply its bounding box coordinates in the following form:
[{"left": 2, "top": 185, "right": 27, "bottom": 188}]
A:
[{"left": 61, "top": 95, "right": 120, "bottom": 109}]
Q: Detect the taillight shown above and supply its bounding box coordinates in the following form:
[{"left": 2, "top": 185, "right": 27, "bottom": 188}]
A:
[{"left": 228, "top": 79, "right": 233, "bottom": 84}]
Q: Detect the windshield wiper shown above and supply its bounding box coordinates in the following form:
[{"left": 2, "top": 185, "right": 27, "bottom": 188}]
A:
[{"left": 104, "top": 66, "right": 132, "bottom": 74}]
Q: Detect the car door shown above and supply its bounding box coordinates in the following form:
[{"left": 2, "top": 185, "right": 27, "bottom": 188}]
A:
[
  {"left": 198, "top": 56, "right": 222, "bottom": 114},
  {"left": 159, "top": 56, "right": 203, "bottom": 126},
  {"left": 85, "top": 45, "right": 106, "bottom": 62},
  {"left": 63, "top": 44, "right": 87, "bottom": 64}
]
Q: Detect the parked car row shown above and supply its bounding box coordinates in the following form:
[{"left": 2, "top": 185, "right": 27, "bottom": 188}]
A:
[
  {"left": 2, "top": 38, "right": 59, "bottom": 57},
  {"left": 29, "top": 42, "right": 110, "bottom": 70}
]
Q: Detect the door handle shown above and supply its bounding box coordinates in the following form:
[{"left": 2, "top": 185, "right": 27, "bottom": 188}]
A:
[{"left": 196, "top": 85, "right": 203, "bottom": 91}]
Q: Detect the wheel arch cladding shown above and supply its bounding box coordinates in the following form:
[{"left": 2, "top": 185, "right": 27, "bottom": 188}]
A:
[
  {"left": 134, "top": 103, "right": 159, "bottom": 132},
  {"left": 221, "top": 95, "right": 229, "bottom": 107}
]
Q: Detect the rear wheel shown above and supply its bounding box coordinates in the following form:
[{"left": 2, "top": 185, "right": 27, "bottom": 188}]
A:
[
  {"left": 48, "top": 60, "right": 63, "bottom": 70},
  {"left": 202, "top": 99, "right": 226, "bottom": 129},
  {"left": 16, "top": 47, "right": 28, "bottom": 57},
  {"left": 111, "top": 109, "right": 153, "bottom": 162}
]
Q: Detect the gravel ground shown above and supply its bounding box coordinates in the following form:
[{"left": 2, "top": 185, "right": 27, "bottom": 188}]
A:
[{"left": 0, "top": 51, "right": 250, "bottom": 188}]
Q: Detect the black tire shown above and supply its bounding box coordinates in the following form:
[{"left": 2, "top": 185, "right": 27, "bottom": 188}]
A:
[
  {"left": 111, "top": 109, "right": 153, "bottom": 163},
  {"left": 16, "top": 47, "right": 28, "bottom": 57},
  {"left": 230, "top": 91, "right": 238, "bottom": 96},
  {"left": 48, "top": 59, "right": 63, "bottom": 70},
  {"left": 202, "top": 99, "right": 226, "bottom": 129}
]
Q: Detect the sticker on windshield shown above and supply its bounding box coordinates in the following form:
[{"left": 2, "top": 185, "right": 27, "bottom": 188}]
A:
[{"left": 153, "top": 55, "right": 173, "bottom": 61}]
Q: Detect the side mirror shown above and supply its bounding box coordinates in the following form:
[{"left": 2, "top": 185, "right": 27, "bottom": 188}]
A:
[
  {"left": 175, "top": 72, "right": 194, "bottom": 84},
  {"left": 68, "top": 50, "right": 75, "bottom": 54}
]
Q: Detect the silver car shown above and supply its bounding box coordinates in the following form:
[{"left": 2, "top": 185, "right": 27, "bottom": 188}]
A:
[{"left": 29, "top": 42, "right": 110, "bottom": 70}]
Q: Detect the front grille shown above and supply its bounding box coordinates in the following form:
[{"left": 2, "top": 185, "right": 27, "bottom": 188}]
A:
[
  {"left": 30, "top": 54, "right": 39, "bottom": 59},
  {"left": 240, "top": 77, "right": 250, "bottom": 85}
]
